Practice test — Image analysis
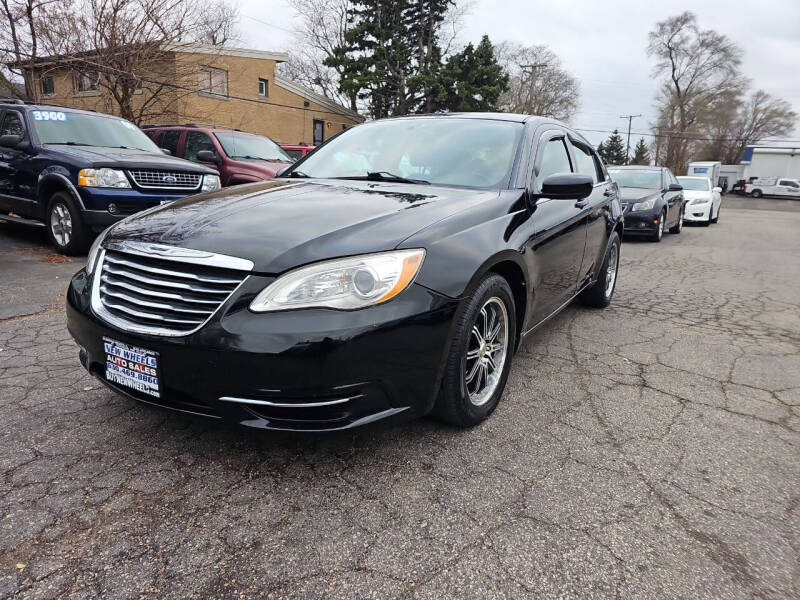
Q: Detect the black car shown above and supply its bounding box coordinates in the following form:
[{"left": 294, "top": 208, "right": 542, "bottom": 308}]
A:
[
  {"left": 66, "top": 113, "right": 624, "bottom": 431},
  {"left": 0, "top": 100, "right": 220, "bottom": 254},
  {"left": 607, "top": 165, "right": 685, "bottom": 242}
]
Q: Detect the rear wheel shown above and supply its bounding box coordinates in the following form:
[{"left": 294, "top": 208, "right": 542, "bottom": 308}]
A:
[
  {"left": 751, "top": 189, "right": 763, "bottom": 198},
  {"left": 579, "top": 232, "right": 620, "bottom": 308},
  {"left": 434, "top": 273, "right": 516, "bottom": 427},
  {"left": 46, "top": 191, "right": 91, "bottom": 255}
]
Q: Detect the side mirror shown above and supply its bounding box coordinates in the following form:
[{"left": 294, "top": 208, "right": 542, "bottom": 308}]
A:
[
  {"left": 712, "top": 186, "right": 721, "bottom": 193},
  {"left": 196, "top": 150, "right": 219, "bottom": 164},
  {"left": 0, "top": 134, "right": 22, "bottom": 148},
  {"left": 538, "top": 173, "right": 593, "bottom": 200},
  {"left": 161, "top": 148, "right": 172, "bottom": 155},
  {"left": 668, "top": 183, "right": 683, "bottom": 191}
]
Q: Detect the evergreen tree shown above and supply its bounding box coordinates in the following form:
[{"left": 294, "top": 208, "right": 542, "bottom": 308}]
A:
[
  {"left": 597, "top": 130, "right": 627, "bottom": 166},
  {"left": 326, "top": 0, "right": 452, "bottom": 118},
  {"left": 439, "top": 36, "right": 508, "bottom": 112},
  {"left": 631, "top": 137, "right": 651, "bottom": 165}
]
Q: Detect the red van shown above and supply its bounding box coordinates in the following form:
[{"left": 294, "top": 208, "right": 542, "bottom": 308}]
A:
[
  {"left": 279, "top": 143, "right": 315, "bottom": 161},
  {"left": 144, "top": 125, "right": 293, "bottom": 187}
]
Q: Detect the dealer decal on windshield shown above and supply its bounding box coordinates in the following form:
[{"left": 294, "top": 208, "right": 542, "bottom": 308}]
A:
[{"left": 32, "top": 110, "right": 67, "bottom": 122}]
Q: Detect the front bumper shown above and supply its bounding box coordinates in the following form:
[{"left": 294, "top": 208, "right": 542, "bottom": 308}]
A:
[
  {"left": 78, "top": 187, "right": 199, "bottom": 231},
  {"left": 66, "top": 269, "right": 460, "bottom": 432},
  {"left": 622, "top": 209, "right": 661, "bottom": 234},
  {"left": 683, "top": 203, "right": 711, "bottom": 221}
]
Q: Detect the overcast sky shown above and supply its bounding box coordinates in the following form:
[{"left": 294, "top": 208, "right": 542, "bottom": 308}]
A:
[{"left": 238, "top": 0, "right": 800, "bottom": 147}]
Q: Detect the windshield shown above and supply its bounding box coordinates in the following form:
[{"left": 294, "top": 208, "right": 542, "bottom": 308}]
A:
[
  {"left": 608, "top": 169, "right": 662, "bottom": 190},
  {"left": 215, "top": 132, "right": 291, "bottom": 162},
  {"left": 292, "top": 118, "right": 523, "bottom": 188},
  {"left": 677, "top": 177, "right": 710, "bottom": 191},
  {"left": 31, "top": 110, "right": 160, "bottom": 152}
]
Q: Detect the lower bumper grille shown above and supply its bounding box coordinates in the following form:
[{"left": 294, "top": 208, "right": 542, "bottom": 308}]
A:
[{"left": 93, "top": 249, "right": 248, "bottom": 336}]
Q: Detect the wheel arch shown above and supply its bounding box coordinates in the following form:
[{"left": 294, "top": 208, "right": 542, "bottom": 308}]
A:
[{"left": 37, "top": 170, "right": 84, "bottom": 218}]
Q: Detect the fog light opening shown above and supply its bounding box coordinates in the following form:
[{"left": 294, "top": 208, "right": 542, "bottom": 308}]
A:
[{"left": 108, "top": 203, "right": 118, "bottom": 215}]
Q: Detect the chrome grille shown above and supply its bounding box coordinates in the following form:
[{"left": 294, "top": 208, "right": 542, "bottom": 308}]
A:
[
  {"left": 94, "top": 250, "right": 247, "bottom": 335},
  {"left": 128, "top": 169, "right": 202, "bottom": 190}
]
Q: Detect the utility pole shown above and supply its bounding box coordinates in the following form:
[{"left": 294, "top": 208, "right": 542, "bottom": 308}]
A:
[
  {"left": 620, "top": 114, "right": 641, "bottom": 164},
  {"left": 520, "top": 63, "right": 547, "bottom": 114}
]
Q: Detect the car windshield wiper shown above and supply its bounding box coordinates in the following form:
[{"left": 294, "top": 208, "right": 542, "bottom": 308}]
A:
[
  {"left": 287, "top": 170, "right": 310, "bottom": 178},
  {"left": 333, "top": 171, "right": 430, "bottom": 184},
  {"left": 45, "top": 142, "right": 96, "bottom": 147},
  {"left": 231, "top": 155, "right": 285, "bottom": 162}
]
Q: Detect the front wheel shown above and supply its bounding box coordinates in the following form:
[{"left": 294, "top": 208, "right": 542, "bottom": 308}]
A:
[
  {"left": 751, "top": 189, "right": 763, "bottom": 198},
  {"left": 46, "top": 192, "right": 91, "bottom": 255},
  {"left": 579, "top": 232, "right": 621, "bottom": 308},
  {"left": 711, "top": 204, "right": 719, "bottom": 223},
  {"left": 650, "top": 210, "right": 665, "bottom": 242},
  {"left": 434, "top": 273, "right": 517, "bottom": 427},
  {"left": 669, "top": 208, "right": 683, "bottom": 234}
]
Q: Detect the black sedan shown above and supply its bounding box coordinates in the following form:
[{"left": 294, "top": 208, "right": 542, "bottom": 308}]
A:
[
  {"left": 608, "top": 166, "right": 685, "bottom": 242},
  {"left": 66, "top": 113, "right": 623, "bottom": 431}
]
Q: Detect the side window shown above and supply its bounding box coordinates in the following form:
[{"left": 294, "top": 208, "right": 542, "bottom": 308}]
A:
[
  {"left": 183, "top": 131, "right": 215, "bottom": 162},
  {"left": 536, "top": 137, "right": 572, "bottom": 186},
  {"left": 0, "top": 111, "right": 25, "bottom": 137},
  {"left": 160, "top": 130, "right": 181, "bottom": 156},
  {"left": 571, "top": 141, "right": 600, "bottom": 184}
]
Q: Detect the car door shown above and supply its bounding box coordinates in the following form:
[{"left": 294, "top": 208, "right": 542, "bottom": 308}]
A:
[
  {"left": 777, "top": 179, "right": 800, "bottom": 197},
  {"left": 527, "top": 129, "right": 588, "bottom": 323},
  {"left": 663, "top": 169, "right": 682, "bottom": 225},
  {"left": 0, "top": 109, "right": 36, "bottom": 216},
  {"left": 567, "top": 136, "right": 613, "bottom": 290}
]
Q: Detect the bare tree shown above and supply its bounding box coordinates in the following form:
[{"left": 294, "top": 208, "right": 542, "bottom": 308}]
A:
[
  {"left": 494, "top": 41, "right": 579, "bottom": 121},
  {"left": 647, "top": 11, "right": 743, "bottom": 172},
  {"left": 197, "top": 0, "right": 240, "bottom": 46},
  {"left": 0, "top": 0, "right": 64, "bottom": 100}
]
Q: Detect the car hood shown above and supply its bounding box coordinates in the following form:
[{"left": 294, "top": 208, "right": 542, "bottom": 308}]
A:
[
  {"left": 228, "top": 158, "right": 293, "bottom": 178},
  {"left": 46, "top": 145, "right": 214, "bottom": 173},
  {"left": 106, "top": 179, "right": 498, "bottom": 273},
  {"left": 682, "top": 190, "right": 711, "bottom": 200},
  {"left": 618, "top": 187, "right": 660, "bottom": 203}
]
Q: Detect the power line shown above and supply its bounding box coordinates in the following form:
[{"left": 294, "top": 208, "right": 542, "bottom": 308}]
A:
[{"left": 573, "top": 127, "right": 800, "bottom": 145}]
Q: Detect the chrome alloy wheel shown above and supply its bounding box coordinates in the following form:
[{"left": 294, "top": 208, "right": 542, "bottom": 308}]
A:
[
  {"left": 605, "top": 243, "right": 619, "bottom": 299},
  {"left": 465, "top": 297, "right": 509, "bottom": 406},
  {"left": 50, "top": 202, "right": 72, "bottom": 247}
]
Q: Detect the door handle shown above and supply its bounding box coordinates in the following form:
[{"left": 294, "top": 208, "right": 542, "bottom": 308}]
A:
[{"left": 574, "top": 199, "right": 589, "bottom": 208}]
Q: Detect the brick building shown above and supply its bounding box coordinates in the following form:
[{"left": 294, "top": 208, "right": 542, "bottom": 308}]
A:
[{"left": 15, "top": 44, "right": 362, "bottom": 145}]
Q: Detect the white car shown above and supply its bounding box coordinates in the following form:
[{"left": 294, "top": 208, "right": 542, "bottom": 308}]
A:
[{"left": 677, "top": 176, "right": 721, "bottom": 225}]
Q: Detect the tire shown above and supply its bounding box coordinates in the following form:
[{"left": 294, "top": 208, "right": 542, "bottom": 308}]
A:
[
  {"left": 434, "top": 273, "right": 517, "bottom": 427},
  {"left": 650, "top": 210, "right": 665, "bottom": 242},
  {"left": 751, "top": 189, "right": 762, "bottom": 198},
  {"left": 46, "top": 191, "right": 91, "bottom": 255},
  {"left": 669, "top": 208, "right": 683, "bottom": 234},
  {"left": 579, "top": 232, "right": 621, "bottom": 308}
]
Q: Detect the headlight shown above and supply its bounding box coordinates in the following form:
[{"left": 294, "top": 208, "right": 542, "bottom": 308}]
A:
[
  {"left": 78, "top": 168, "right": 131, "bottom": 188},
  {"left": 250, "top": 249, "right": 425, "bottom": 312},
  {"left": 201, "top": 174, "right": 221, "bottom": 191},
  {"left": 86, "top": 226, "right": 112, "bottom": 275},
  {"left": 690, "top": 196, "right": 710, "bottom": 205},
  {"left": 631, "top": 197, "right": 656, "bottom": 211}
]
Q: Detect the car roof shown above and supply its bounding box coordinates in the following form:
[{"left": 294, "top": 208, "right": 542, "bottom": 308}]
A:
[
  {"left": 382, "top": 112, "right": 547, "bottom": 125},
  {"left": 0, "top": 102, "right": 116, "bottom": 119},
  {"left": 610, "top": 165, "right": 665, "bottom": 170},
  {"left": 677, "top": 175, "right": 708, "bottom": 179}
]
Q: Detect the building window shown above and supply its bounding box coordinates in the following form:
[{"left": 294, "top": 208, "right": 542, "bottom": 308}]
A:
[
  {"left": 41, "top": 75, "right": 55, "bottom": 96},
  {"left": 75, "top": 70, "right": 99, "bottom": 93},
  {"left": 198, "top": 66, "right": 228, "bottom": 97},
  {"left": 258, "top": 78, "right": 268, "bottom": 97}
]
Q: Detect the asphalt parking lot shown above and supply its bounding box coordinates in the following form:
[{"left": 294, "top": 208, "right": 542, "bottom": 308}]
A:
[{"left": 1, "top": 197, "right": 799, "bottom": 599}]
